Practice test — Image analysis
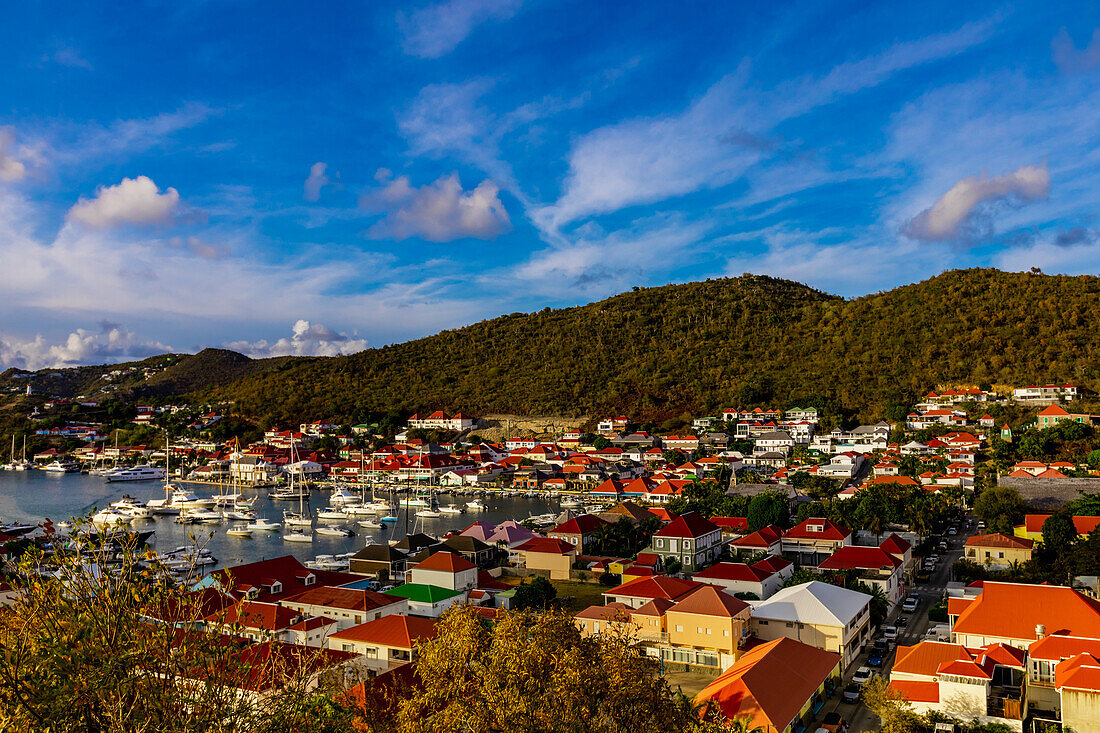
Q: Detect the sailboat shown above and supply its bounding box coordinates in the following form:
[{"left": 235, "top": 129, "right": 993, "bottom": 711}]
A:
[
  {"left": 1, "top": 435, "right": 14, "bottom": 470},
  {"left": 283, "top": 447, "right": 312, "bottom": 529},
  {"left": 147, "top": 434, "right": 183, "bottom": 515},
  {"left": 12, "top": 436, "right": 31, "bottom": 470}
]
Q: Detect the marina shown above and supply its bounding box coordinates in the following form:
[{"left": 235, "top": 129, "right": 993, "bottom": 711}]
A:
[{"left": 0, "top": 470, "right": 586, "bottom": 571}]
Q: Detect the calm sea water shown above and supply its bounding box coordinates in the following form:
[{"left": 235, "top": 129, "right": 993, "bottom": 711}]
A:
[{"left": 0, "top": 471, "right": 564, "bottom": 570}]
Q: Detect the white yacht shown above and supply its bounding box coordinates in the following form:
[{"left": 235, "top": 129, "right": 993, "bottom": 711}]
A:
[
  {"left": 181, "top": 508, "right": 223, "bottom": 523},
  {"left": 439, "top": 505, "right": 466, "bottom": 515},
  {"left": 224, "top": 507, "right": 256, "bottom": 521},
  {"left": 246, "top": 517, "right": 281, "bottom": 532},
  {"left": 211, "top": 492, "right": 243, "bottom": 507},
  {"left": 329, "top": 487, "right": 360, "bottom": 505},
  {"left": 344, "top": 504, "right": 377, "bottom": 516},
  {"left": 467, "top": 499, "right": 486, "bottom": 510},
  {"left": 284, "top": 509, "right": 313, "bottom": 528},
  {"left": 284, "top": 531, "right": 313, "bottom": 543},
  {"left": 317, "top": 508, "right": 351, "bottom": 520},
  {"left": 110, "top": 496, "right": 153, "bottom": 519},
  {"left": 399, "top": 496, "right": 431, "bottom": 508},
  {"left": 44, "top": 460, "right": 80, "bottom": 473},
  {"left": 91, "top": 509, "right": 131, "bottom": 527},
  {"left": 415, "top": 508, "right": 442, "bottom": 518},
  {"left": 226, "top": 527, "right": 253, "bottom": 538},
  {"left": 316, "top": 526, "right": 354, "bottom": 537},
  {"left": 105, "top": 465, "right": 165, "bottom": 482}
]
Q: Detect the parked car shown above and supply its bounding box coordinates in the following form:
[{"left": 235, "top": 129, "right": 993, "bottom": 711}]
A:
[
  {"left": 896, "top": 615, "right": 909, "bottom": 627},
  {"left": 881, "top": 625, "right": 898, "bottom": 641},
  {"left": 977, "top": 521, "right": 986, "bottom": 530},
  {"left": 843, "top": 683, "right": 861, "bottom": 703},
  {"left": 852, "top": 666, "right": 873, "bottom": 685},
  {"left": 902, "top": 595, "right": 920, "bottom": 613},
  {"left": 947, "top": 527, "right": 958, "bottom": 536},
  {"left": 938, "top": 541, "right": 949, "bottom": 552},
  {"left": 868, "top": 647, "right": 885, "bottom": 668}
]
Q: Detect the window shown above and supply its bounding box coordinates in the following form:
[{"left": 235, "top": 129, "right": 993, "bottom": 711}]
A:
[
  {"left": 724, "top": 629, "right": 730, "bottom": 637},
  {"left": 705, "top": 627, "right": 712, "bottom": 635},
  {"left": 758, "top": 620, "right": 769, "bottom": 626},
  {"left": 675, "top": 625, "right": 684, "bottom": 632},
  {"left": 697, "top": 627, "right": 704, "bottom": 634},
  {"left": 786, "top": 622, "right": 794, "bottom": 628},
  {"left": 341, "top": 643, "right": 354, "bottom": 652},
  {"left": 355, "top": 615, "right": 362, "bottom": 624}
]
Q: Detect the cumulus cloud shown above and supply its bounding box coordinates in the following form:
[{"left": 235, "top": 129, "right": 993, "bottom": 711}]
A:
[
  {"left": 362, "top": 172, "right": 511, "bottom": 242},
  {"left": 225, "top": 320, "right": 368, "bottom": 358},
  {"left": 903, "top": 164, "right": 1050, "bottom": 242},
  {"left": 1053, "top": 28, "right": 1100, "bottom": 73},
  {"left": 398, "top": 0, "right": 522, "bottom": 59},
  {"left": 67, "top": 176, "right": 181, "bottom": 229},
  {"left": 0, "top": 323, "right": 171, "bottom": 370},
  {"left": 0, "top": 128, "right": 28, "bottom": 183},
  {"left": 303, "top": 162, "right": 329, "bottom": 202}
]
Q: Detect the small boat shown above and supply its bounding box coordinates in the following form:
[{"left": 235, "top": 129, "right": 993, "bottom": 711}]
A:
[
  {"left": 379, "top": 515, "right": 398, "bottom": 523},
  {"left": 399, "top": 497, "right": 431, "bottom": 508},
  {"left": 246, "top": 517, "right": 281, "bottom": 532},
  {"left": 184, "top": 508, "right": 223, "bottom": 523},
  {"left": 224, "top": 508, "right": 256, "bottom": 521},
  {"left": 361, "top": 501, "right": 393, "bottom": 512},
  {"left": 315, "top": 526, "right": 354, "bottom": 537},
  {"left": 439, "top": 505, "right": 466, "bottom": 515},
  {"left": 329, "top": 487, "right": 360, "bottom": 505},
  {"left": 284, "top": 510, "right": 313, "bottom": 528},
  {"left": 226, "top": 527, "right": 253, "bottom": 538},
  {"left": 211, "top": 492, "right": 243, "bottom": 507},
  {"left": 358, "top": 519, "right": 384, "bottom": 528},
  {"left": 91, "top": 509, "right": 131, "bottom": 527},
  {"left": 344, "top": 504, "right": 377, "bottom": 516},
  {"left": 561, "top": 498, "right": 582, "bottom": 508},
  {"left": 467, "top": 499, "right": 486, "bottom": 510},
  {"left": 317, "top": 508, "right": 351, "bottom": 520},
  {"left": 111, "top": 496, "right": 154, "bottom": 519},
  {"left": 416, "top": 509, "right": 442, "bottom": 518},
  {"left": 284, "top": 531, "right": 313, "bottom": 543},
  {"left": 44, "top": 460, "right": 81, "bottom": 473}
]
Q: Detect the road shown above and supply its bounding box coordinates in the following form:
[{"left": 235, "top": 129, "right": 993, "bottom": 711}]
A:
[{"left": 811, "top": 516, "right": 976, "bottom": 732}]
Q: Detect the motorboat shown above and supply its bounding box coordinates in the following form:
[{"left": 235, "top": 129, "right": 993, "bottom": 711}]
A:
[
  {"left": 270, "top": 487, "right": 310, "bottom": 501},
  {"left": 284, "top": 531, "right": 313, "bottom": 543},
  {"left": 224, "top": 507, "right": 256, "bottom": 521},
  {"left": 44, "top": 460, "right": 80, "bottom": 473},
  {"left": 344, "top": 504, "right": 377, "bottom": 516},
  {"left": 315, "top": 526, "right": 354, "bottom": 537},
  {"left": 329, "top": 487, "right": 360, "bottom": 505},
  {"left": 211, "top": 492, "right": 243, "bottom": 507},
  {"left": 379, "top": 515, "right": 398, "bottom": 523},
  {"left": 306, "top": 554, "right": 349, "bottom": 571},
  {"left": 399, "top": 496, "right": 431, "bottom": 508},
  {"left": 226, "top": 527, "right": 253, "bottom": 538},
  {"left": 317, "top": 508, "right": 351, "bottom": 520},
  {"left": 415, "top": 509, "right": 442, "bottom": 518},
  {"left": 183, "top": 508, "right": 223, "bottom": 523},
  {"left": 358, "top": 519, "right": 384, "bottom": 528},
  {"left": 560, "top": 497, "right": 582, "bottom": 508},
  {"left": 105, "top": 465, "right": 165, "bottom": 482},
  {"left": 110, "top": 496, "right": 154, "bottom": 519},
  {"left": 246, "top": 517, "right": 281, "bottom": 532},
  {"left": 361, "top": 501, "right": 393, "bottom": 512},
  {"left": 91, "top": 509, "right": 131, "bottom": 527},
  {"left": 439, "top": 505, "right": 466, "bottom": 515},
  {"left": 150, "top": 487, "right": 214, "bottom": 513},
  {"left": 467, "top": 499, "right": 486, "bottom": 510}
]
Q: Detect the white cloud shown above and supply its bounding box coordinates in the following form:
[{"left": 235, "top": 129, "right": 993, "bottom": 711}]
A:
[
  {"left": 539, "top": 20, "right": 995, "bottom": 230},
  {"left": 362, "top": 172, "right": 511, "bottom": 242},
  {"left": 67, "top": 176, "right": 181, "bottom": 229},
  {"left": 995, "top": 229, "right": 1100, "bottom": 275},
  {"left": 1053, "top": 28, "right": 1100, "bottom": 74},
  {"left": 225, "top": 320, "right": 368, "bottom": 358},
  {"left": 0, "top": 128, "right": 27, "bottom": 183},
  {"left": 398, "top": 0, "right": 522, "bottom": 59},
  {"left": 903, "top": 164, "right": 1051, "bottom": 242},
  {"left": 0, "top": 324, "right": 170, "bottom": 370},
  {"left": 303, "top": 162, "right": 329, "bottom": 202},
  {"left": 168, "top": 236, "right": 229, "bottom": 260}
]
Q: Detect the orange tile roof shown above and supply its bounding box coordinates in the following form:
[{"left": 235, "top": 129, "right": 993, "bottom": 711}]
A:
[
  {"left": 888, "top": 680, "right": 940, "bottom": 704},
  {"left": 947, "top": 597, "right": 975, "bottom": 617},
  {"left": 329, "top": 614, "right": 439, "bottom": 649},
  {"left": 695, "top": 637, "right": 840, "bottom": 730},
  {"left": 632, "top": 598, "right": 676, "bottom": 617},
  {"left": 732, "top": 524, "right": 783, "bottom": 548},
  {"left": 892, "top": 642, "right": 968, "bottom": 676},
  {"left": 670, "top": 586, "right": 749, "bottom": 618},
  {"left": 784, "top": 518, "right": 850, "bottom": 541},
  {"left": 654, "top": 511, "right": 720, "bottom": 539},
  {"left": 953, "top": 582, "right": 1100, "bottom": 641},
  {"left": 575, "top": 602, "right": 631, "bottom": 621},
  {"left": 607, "top": 575, "right": 703, "bottom": 602},
  {"left": 1056, "top": 652, "right": 1100, "bottom": 692},
  {"left": 1029, "top": 634, "right": 1100, "bottom": 661},
  {"left": 965, "top": 533, "right": 1033, "bottom": 550}
]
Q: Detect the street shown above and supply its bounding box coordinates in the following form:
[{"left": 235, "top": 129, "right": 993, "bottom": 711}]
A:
[{"left": 811, "top": 516, "right": 975, "bottom": 732}]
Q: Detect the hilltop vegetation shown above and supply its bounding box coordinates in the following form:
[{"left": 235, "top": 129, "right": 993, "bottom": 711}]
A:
[{"left": 5, "top": 269, "right": 1100, "bottom": 427}]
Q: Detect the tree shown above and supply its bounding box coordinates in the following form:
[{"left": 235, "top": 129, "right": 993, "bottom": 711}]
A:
[
  {"left": 861, "top": 677, "right": 923, "bottom": 733},
  {"left": 746, "top": 492, "right": 788, "bottom": 531},
  {"left": 1042, "top": 511, "right": 1078, "bottom": 555},
  {"left": 663, "top": 449, "right": 686, "bottom": 466},
  {"left": 366, "top": 607, "right": 725, "bottom": 732},
  {"left": 511, "top": 576, "right": 558, "bottom": 611},
  {"left": 593, "top": 436, "right": 611, "bottom": 450},
  {"left": 0, "top": 532, "right": 351, "bottom": 732},
  {"left": 974, "top": 486, "right": 1026, "bottom": 534}
]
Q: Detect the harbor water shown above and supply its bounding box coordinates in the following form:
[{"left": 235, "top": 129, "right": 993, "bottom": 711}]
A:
[{"left": 0, "top": 471, "right": 569, "bottom": 571}]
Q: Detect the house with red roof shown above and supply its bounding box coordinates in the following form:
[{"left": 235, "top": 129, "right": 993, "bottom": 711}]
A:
[
  {"left": 888, "top": 640, "right": 1027, "bottom": 723},
  {"left": 548, "top": 513, "right": 608, "bottom": 552},
  {"left": 691, "top": 556, "right": 793, "bottom": 599},
  {"left": 964, "top": 534, "right": 1034, "bottom": 570},
  {"left": 206, "top": 600, "right": 303, "bottom": 642},
  {"left": 207, "top": 555, "right": 359, "bottom": 603},
  {"left": 647, "top": 511, "right": 724, "bottom": 571},
  {"left": 952, "top": 582, "right": 1100, "bottom": 648},
  {"left": 602, "top": 575, "right": 706, "bottom": 609},
  {"left": 730, "top": 524, "right": 784, "bottom": 556},
  {"left": 407, "top": 550, "right": 478, "bottom": 592},
  {"left": 781, "top": 518, "right": 851, "bottom": 566},
  {"left": 709, "top": 516, "right": 750, "bottom": 539},
  {"left": 1036, "top": 404, "right": 1096, "bottom": 430},
  {"left": 327, "top": 614, "right": 439, "bottom": 673},
  {"left": 1015, "top": 514, "right": 1100, "bottom": 543},
  {"left": 818, "top": 545, "right": 904, "bottom": 605},
  {"left": 281, "top": 586, "right": 408, "bottom": 631},
  {"left": 511, "top": 536, "right": 577, "bottom": 580}
]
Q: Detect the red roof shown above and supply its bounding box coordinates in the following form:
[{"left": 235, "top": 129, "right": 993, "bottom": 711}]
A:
[
  {"left": 732, "top": 525, "right": 784, "bottom": 548},
  {"left": 550, "top": 513, "right": 607, "bottom": 535},
  {"left": 671, "top": 585, "right": 749, "bottom": 617},
  {"left": 710, "top": 517, "right": 750, "bottom": 532},
  {"left": 693, "top": 562, "right": 771, "bottom": 583},
  {"left": 888, "top": 680, "right": 940, "bottom": 704},
  {"left": 283, "top": 586, "right": 403, "bottom": 612},
  {"left": 414, "top": 550, "right": 476, "bottom": 573},
  {"left": 329, "top": 614, "right": 439, "bottom": 649},
  {"left": 216, "top": 601, "right": 300, "bottom": 631},
  {"left": 965, "top": 533, "right": 1033, "bottom": 550},
  {"left": 606, "top": 575, "right": 703, "bottom": 602},
  {"left": 784, "top": 518, "right": 850, "bottom": 542},
  {"left": 953, "top": 581, "right": 1100, "bottom": 641},
  {"left": 879, "top": 533, "right": 912, "bottom": 555},
  {"left": 1057, "top": 653, "right": 1100, "bottom": 692},
  {"left": 210, "top": 555, "right": 358, "bottom": 602},
  {"left": 654, "top": 511, "right": 720, "bottom": 539},
  {"left": 819, "top": 546, "right": 901, "bottom": 572},
  {"left": 514, "top": 537, "right": 576, "bottom": 555}
]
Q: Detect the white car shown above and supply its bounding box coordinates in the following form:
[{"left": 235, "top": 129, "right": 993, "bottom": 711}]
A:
[
  {"left": 902, "top": 597, "right": 919, "bottom": 613},
  {"left": 852, "top": 666, "right": 873, "bottom": 685},
  {"left": 881, "top": 625, "right": 898, "bottom": 641}
]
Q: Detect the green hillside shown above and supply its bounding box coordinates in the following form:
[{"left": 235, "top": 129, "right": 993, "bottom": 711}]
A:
[{"left": 196, "top": 269, "right": 1100, "bottom": 426}]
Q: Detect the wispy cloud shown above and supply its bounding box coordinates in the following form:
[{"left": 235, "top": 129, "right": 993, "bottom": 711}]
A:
[
  {"left": 303, "top": 162, "right": 329, "bottom": 202},
  {"left": 397, "top": 0, "right": 522, "bottom": 59},
  {"left": 903, "top": 164, "right": 1050, "bottom": 242},
  {"left": 1052, "top": 27, "right": 1100, "bottom": 73},
  {"left": 0, "top": 128, "right": 28, "bottom": 183}
]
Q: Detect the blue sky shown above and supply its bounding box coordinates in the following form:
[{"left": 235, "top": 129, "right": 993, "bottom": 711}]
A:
[{"left": 2, "top": 1, "right": 1100, "bottom": 368}]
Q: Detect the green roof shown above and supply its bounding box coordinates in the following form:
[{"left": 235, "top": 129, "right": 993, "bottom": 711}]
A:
[{"left": 383, "top": 583, "right": 462, "bottom": 604}]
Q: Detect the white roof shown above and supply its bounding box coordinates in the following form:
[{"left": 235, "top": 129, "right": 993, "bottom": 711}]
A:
[{"left": 750, "top": 581, "right": 870, "bottom": 627}]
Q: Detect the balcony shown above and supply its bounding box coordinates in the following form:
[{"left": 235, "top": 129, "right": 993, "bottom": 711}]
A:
[{"left": 986, "top": 683, "right": 1024, "bottom": 721}]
